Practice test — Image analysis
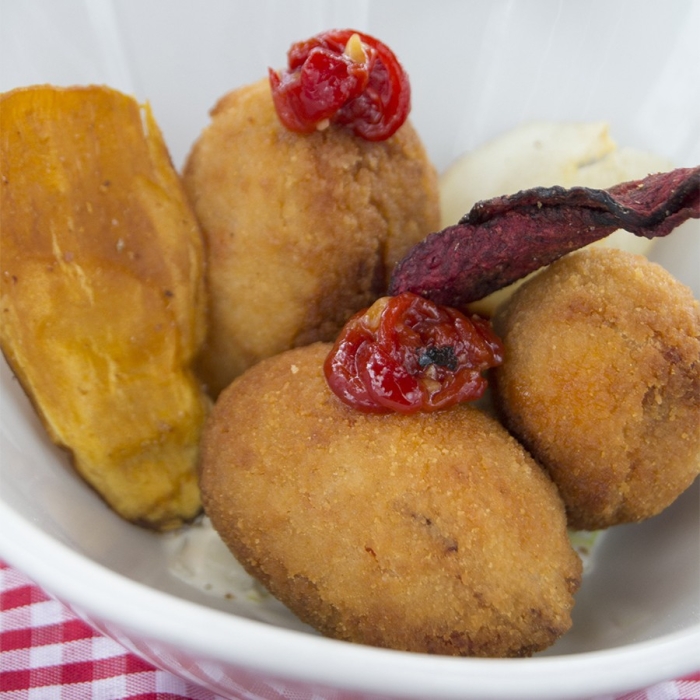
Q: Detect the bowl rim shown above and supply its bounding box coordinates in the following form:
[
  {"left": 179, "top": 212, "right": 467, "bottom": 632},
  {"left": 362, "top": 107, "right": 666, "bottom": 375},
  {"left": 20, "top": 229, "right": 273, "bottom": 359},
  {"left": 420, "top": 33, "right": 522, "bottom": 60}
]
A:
[{"left": 2, "top": 497, "right": 699, "bottom": 700}]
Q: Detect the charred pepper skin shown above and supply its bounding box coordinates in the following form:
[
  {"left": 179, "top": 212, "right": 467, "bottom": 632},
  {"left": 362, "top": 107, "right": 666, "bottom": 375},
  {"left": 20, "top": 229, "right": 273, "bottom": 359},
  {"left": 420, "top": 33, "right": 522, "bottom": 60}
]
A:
[
  {"left": 324, "top": 292, "right": 503, "bottom": 414},
  {"left": 269, "top": 29, "right": 411, "bottom": 141}
]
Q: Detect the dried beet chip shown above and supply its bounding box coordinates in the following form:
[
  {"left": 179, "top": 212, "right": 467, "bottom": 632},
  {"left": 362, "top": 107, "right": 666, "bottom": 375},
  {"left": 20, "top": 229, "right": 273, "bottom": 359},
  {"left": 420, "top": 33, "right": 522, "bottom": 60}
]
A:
[{"left": 388, "top": 166, "right": 700, "bottom": 308}]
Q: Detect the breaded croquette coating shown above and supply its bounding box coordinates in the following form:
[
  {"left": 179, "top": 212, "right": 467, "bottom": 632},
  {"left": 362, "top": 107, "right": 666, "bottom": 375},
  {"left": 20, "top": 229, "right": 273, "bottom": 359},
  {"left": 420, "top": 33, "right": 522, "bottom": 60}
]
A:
[
  {"left": 183, "top": 79, "right": 440, "bottom": 396},
  {"left": 493, "top": 248, "right": 700, "bottom": 531},
  {"left": 199, "top": 343, "right": 581, "bottom": 657}
]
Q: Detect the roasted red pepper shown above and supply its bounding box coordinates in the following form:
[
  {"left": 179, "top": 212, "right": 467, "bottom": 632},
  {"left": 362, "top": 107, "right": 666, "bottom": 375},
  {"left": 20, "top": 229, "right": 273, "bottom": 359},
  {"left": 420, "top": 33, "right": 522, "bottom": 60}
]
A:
[
  {"left": 269, "top": 29, "right": 411, "bottom": 141},
  {"left": 324, "top": 292, "right": 504, "bottom": 414}
]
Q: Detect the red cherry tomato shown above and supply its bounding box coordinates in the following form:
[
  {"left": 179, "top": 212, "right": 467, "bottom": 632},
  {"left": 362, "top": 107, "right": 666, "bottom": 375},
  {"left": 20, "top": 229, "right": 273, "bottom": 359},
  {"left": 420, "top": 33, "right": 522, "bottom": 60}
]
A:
[
  {"left": 269, "top": 29, "right": 411, "bottom": 141},
  {"left": 324, "top": 293, "right": 504, "bottom": 414}
]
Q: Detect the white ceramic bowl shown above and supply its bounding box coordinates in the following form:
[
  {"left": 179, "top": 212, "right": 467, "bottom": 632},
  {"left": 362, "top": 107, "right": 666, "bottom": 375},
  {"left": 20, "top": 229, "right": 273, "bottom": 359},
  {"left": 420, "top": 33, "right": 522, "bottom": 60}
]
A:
[{"left": 1, "top": 2, "right": 699, "bottom": 699}]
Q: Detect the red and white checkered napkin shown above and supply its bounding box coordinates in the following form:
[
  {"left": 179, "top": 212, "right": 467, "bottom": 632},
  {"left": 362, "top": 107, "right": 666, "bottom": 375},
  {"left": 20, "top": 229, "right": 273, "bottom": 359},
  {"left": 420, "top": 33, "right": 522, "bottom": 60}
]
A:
[
  {"left": 1, "top": 560, "right": 699, "bottom": 700},
  {"left": 0, "top": 561, "right": 226, "bottom": 700}
]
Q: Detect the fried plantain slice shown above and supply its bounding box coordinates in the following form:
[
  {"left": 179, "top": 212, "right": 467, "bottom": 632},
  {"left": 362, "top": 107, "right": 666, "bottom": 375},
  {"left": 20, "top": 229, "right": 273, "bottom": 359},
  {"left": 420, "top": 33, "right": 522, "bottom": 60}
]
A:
[{"left": 0, "top": 85, "right": 209, "bottom": 530}]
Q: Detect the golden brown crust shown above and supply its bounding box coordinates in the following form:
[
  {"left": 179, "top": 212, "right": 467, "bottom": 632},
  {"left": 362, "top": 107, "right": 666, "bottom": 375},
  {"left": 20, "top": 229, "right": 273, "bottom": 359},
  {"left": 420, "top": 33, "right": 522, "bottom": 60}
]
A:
[
  {"left": 0, "top": 85, "right": 208, "bottom": 530},
  {"left": 200, "top": 343, "right": 581, "bottom": 657},
  {"left": 183, "top": 79, "right": 440, "bottom": 395},
  {"left": 492, "top": 247, "right": 700, "bottom": 530}
]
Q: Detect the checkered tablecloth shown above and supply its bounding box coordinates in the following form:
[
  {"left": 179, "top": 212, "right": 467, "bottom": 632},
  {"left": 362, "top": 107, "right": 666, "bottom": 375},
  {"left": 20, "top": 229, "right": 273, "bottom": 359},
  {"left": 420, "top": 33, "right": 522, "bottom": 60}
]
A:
[{"left": 1, "top": 560, "right": 699, "bottom": 700}]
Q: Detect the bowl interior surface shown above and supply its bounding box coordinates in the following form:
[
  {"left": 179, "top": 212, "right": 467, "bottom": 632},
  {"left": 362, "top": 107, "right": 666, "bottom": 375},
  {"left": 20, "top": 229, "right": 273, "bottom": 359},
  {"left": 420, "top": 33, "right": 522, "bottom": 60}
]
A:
[{"left": 1, "top": 2, "right": 699, "bottom": 699}]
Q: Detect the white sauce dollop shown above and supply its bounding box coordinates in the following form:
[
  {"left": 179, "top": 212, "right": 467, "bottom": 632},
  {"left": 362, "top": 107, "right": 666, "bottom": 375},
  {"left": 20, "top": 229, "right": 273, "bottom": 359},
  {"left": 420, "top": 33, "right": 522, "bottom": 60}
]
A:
[{"left": 165, "top": 516, "right": 270, "bottom": 603}]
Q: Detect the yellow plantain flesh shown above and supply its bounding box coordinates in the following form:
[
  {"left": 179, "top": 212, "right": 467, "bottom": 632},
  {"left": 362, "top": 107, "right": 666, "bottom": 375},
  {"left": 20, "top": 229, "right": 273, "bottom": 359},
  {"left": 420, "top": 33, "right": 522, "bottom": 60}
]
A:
[{"left": 0, "top": 85, "right": 209, "bottom": 530}]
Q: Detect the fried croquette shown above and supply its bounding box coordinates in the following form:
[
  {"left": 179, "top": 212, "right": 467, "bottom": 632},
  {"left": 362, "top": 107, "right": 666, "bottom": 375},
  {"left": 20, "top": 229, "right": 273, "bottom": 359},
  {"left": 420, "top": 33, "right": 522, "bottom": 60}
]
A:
[
  {"left": 183, "top": 79, "right": 440, "bottom": 396},
  {"left": 199, "top": 343, "right": 582, "bottom": 657},
  {"left": 492, "top": 247, "right": 700, "bottom": 531}
]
